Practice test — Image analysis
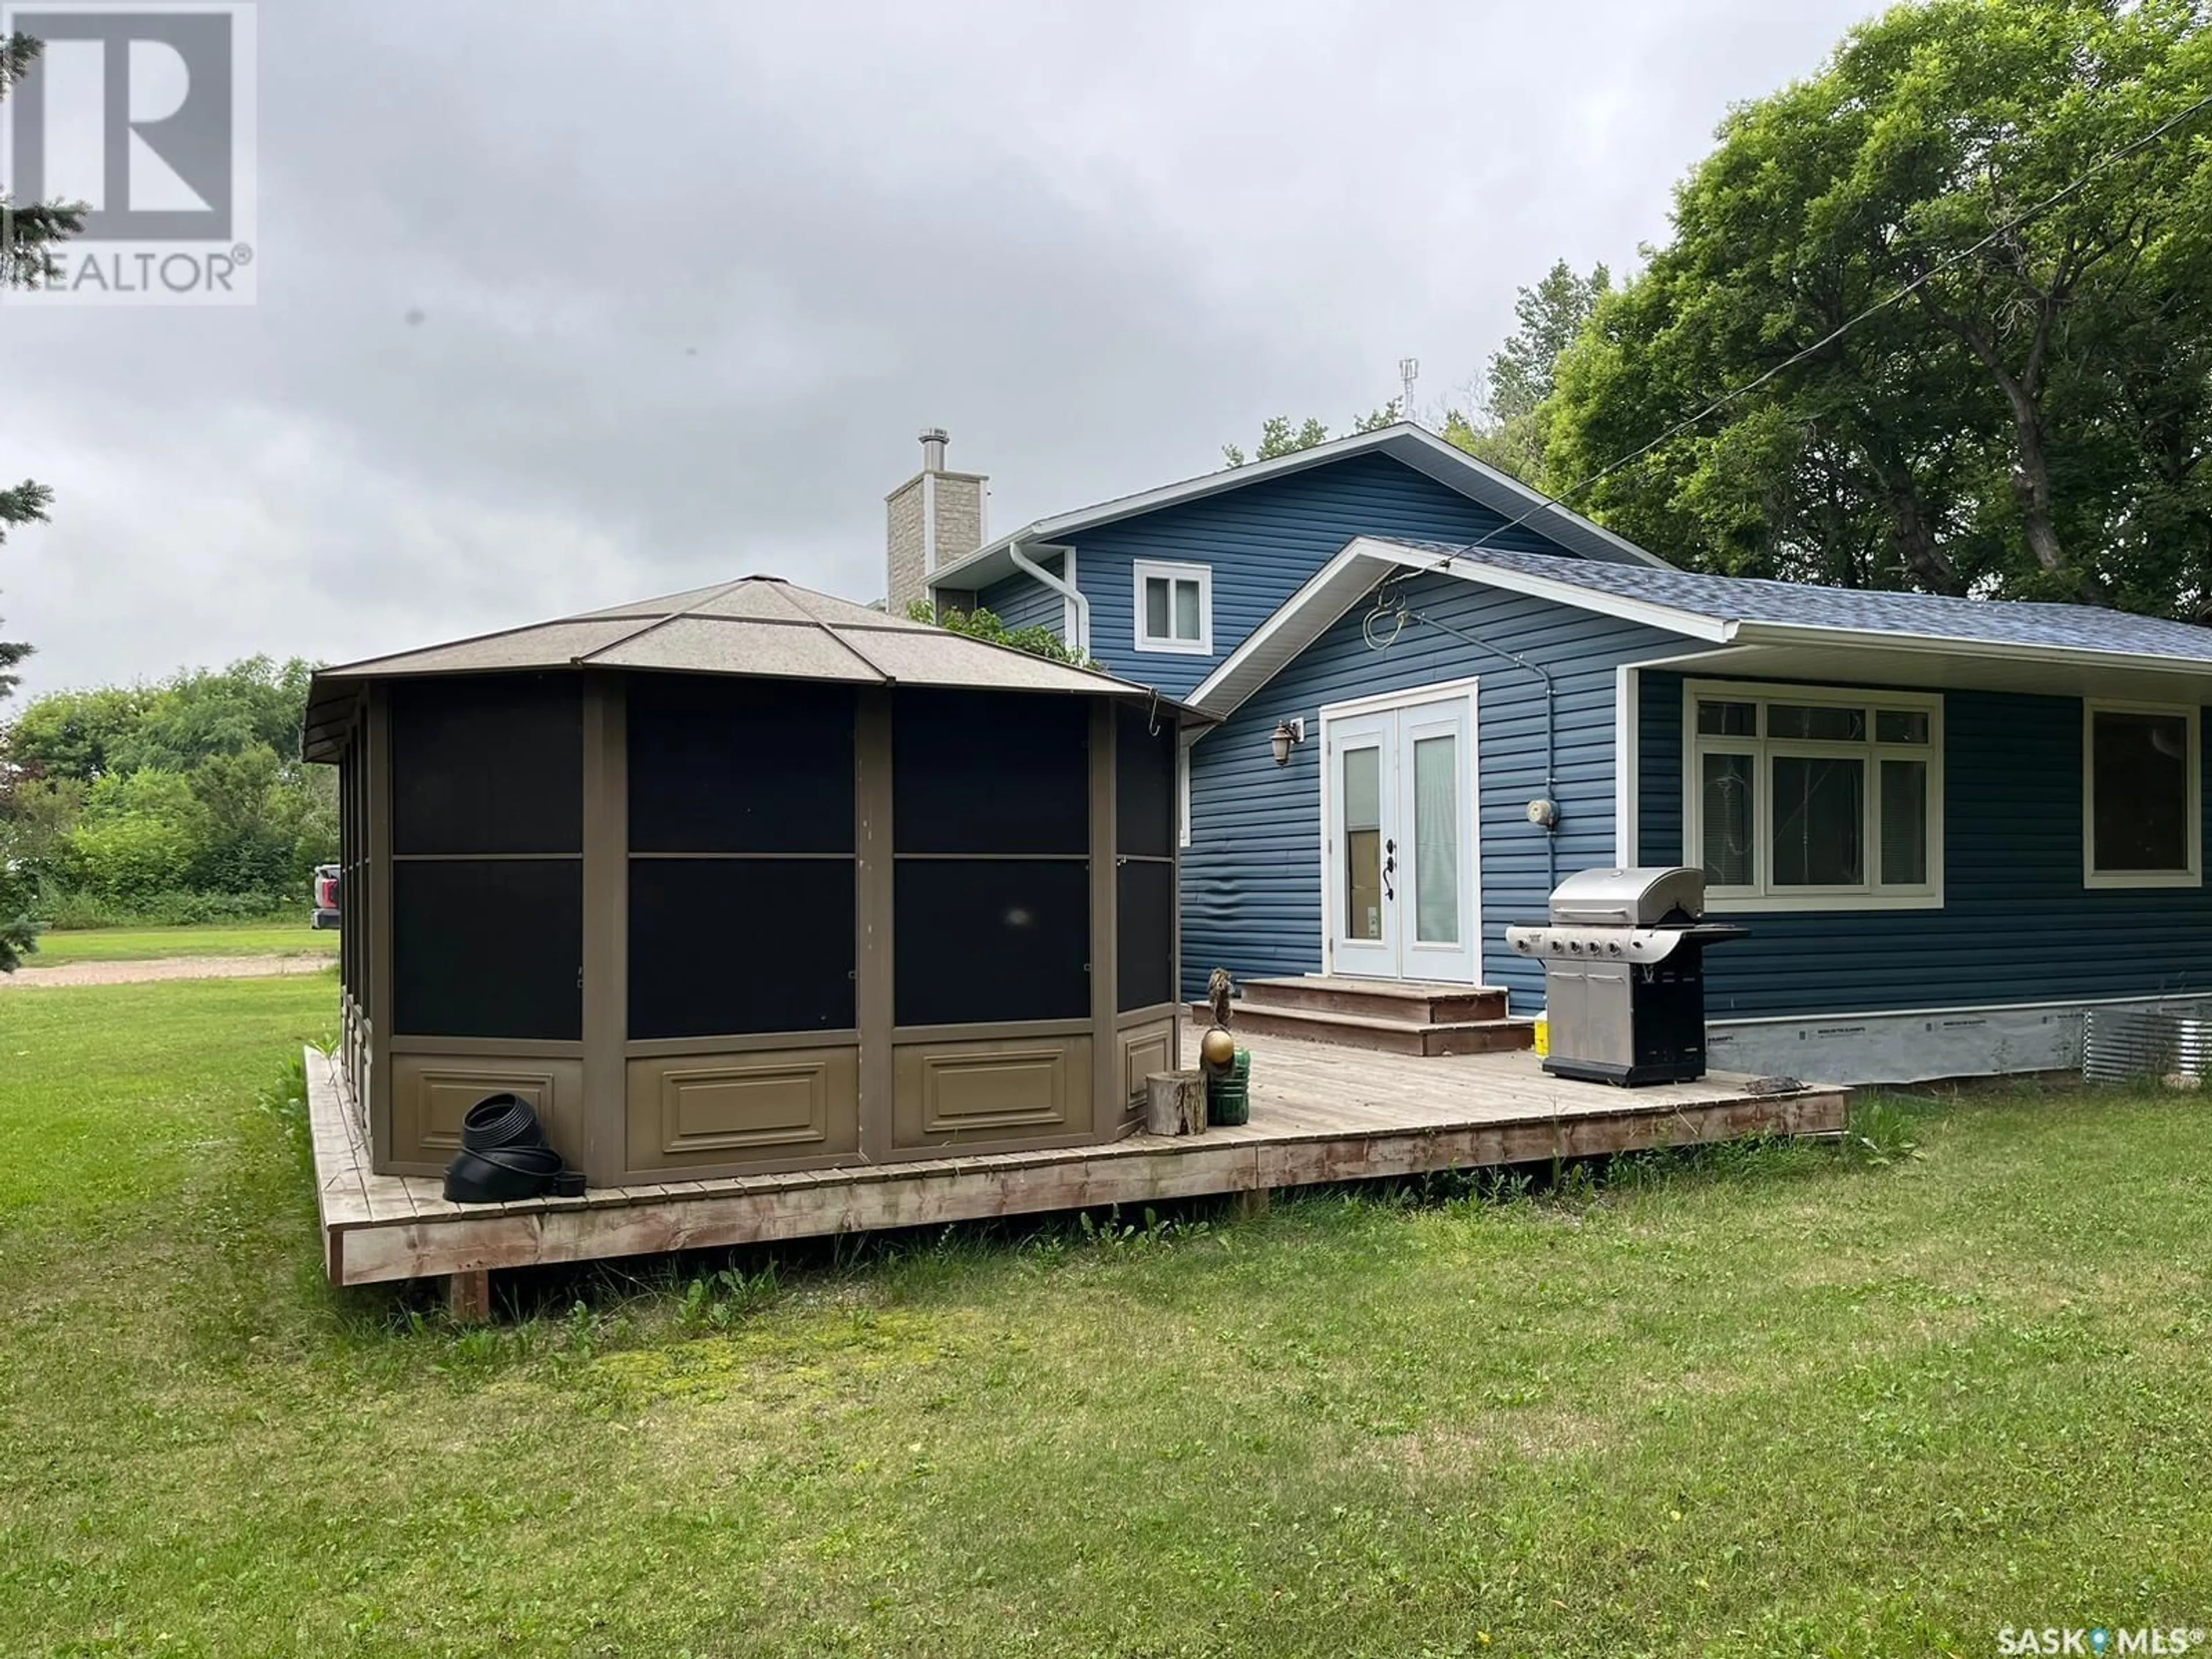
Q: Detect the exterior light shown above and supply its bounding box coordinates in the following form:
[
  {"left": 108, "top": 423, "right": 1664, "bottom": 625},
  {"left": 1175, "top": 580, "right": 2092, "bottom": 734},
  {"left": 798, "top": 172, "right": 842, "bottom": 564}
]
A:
[{"left": 1270, "top": 717, "right": 1306, "bottom": 767}]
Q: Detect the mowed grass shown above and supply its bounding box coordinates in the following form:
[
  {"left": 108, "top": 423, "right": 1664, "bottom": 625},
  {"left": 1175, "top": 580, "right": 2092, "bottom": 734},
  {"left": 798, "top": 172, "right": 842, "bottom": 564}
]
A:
[
  {"left": 3, "top": 979, "right": 2212, "bottom": 1657},
  {"left": 24, "top": 921, "right": 337, "bottom": 968}
]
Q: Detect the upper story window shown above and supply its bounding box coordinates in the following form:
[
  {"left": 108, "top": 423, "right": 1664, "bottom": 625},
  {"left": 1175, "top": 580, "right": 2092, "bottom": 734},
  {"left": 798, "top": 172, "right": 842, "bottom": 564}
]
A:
[
  {"left": 1683, "top": 680, "right": 1943, "bottom": 912},
  {"left": 1133, "top": 560, "right": 1212, "bottom": 656},
  {"left": 2085, "top": 700, "right": 2200, "bottom": 888}
]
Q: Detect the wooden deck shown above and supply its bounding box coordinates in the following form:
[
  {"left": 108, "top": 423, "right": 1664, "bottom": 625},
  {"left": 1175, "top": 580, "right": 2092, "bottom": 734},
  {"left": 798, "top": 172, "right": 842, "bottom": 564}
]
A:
[{"left": 305, "top": 1038, "right": 1849, "bottom": 1289}]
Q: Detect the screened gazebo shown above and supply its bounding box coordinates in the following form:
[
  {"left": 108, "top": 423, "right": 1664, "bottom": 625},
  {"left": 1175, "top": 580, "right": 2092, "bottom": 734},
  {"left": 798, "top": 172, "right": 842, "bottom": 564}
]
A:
[{"left": 304, "top": 576, "right": 1204, "bottom": 1187}]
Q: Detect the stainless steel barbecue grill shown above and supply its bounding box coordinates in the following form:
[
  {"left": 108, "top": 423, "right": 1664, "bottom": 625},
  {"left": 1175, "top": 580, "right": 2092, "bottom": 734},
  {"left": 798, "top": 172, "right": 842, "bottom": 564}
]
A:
[{"left": 1504, "top": 867, "right": 1747, "bottom": 1086}]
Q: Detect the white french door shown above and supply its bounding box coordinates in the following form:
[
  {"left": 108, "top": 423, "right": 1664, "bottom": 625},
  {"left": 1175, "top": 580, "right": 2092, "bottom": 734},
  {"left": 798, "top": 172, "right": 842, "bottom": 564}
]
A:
[{"left": 1323, "top": 687, "right": 1479, "bottom": 983}]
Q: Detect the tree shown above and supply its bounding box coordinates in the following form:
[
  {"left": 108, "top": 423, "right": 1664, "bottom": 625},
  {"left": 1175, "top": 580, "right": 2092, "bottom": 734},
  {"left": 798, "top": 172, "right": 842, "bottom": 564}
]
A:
[
  {"left": 1542, "top": 0, "right": 2212, "bottom": 611},
  {"left": 1221, "top": 401, "right": 1400, "bottom": 468},
  {"left": 0, "top": 31, "right": 84, "bottom": 968},
  {"left": 904, "top": 601, "right": 1092, "bottom": 667},
  {"left": 1442, "top": 260, "right": 1612, "bottom": 482}
]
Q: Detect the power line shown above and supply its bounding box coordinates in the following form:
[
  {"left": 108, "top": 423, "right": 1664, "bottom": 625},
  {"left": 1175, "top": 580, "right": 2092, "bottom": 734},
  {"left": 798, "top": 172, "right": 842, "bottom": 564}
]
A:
[{"left": 1425, "top": 86, "right": 2212, "bottom": 568}]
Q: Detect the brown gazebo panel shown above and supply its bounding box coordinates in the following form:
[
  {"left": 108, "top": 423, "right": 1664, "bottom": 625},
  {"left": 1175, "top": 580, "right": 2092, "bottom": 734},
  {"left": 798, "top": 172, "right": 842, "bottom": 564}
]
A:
[
  {"left": 623, "top": 1046, "right": 861, "bottom": 1174},
  {"left": 389, "top": 1054, "right": 586, "bottom": 1176}
]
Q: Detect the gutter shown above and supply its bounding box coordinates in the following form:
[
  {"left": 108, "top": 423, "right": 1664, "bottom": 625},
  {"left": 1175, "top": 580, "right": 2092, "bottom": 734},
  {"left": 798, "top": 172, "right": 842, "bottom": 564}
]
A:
[{"left": 1008, "top": 539, "right": 1090, "bottom": 656}]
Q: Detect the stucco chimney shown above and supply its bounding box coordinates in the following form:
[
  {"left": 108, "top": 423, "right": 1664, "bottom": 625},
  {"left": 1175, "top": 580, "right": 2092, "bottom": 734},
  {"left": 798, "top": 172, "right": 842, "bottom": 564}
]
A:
[{"left": 886, "top": 427, "right": 987, "bottom": 617}]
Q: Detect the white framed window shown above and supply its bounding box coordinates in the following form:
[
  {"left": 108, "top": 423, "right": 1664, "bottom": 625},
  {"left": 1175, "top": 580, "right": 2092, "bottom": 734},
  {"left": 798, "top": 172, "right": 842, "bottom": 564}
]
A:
[
  {"left": 1681, "top": 680, "right": 1944, "bottom": 912},
  {"left": 1132, "top": 560, "right": 1212, "bottom": 655},
  {"left": 2084, "top": 699, "right": 2201, "bottom": 888}
]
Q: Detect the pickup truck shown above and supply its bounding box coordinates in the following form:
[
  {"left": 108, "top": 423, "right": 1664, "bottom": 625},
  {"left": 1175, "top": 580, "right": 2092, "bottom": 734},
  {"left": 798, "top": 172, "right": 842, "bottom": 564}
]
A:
[{"left": 311, "top": 863, "right": 342, "bottom": 930}]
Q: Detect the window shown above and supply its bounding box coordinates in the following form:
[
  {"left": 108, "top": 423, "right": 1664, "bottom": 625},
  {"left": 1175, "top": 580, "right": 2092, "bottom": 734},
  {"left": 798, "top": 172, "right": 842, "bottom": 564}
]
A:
[
  {"left": 2085, "top": 701, "right": 2200, "bottom": 888},
  {"left": 1132, "top": 560, "right": 1212, "bottom": 655},
  {"left": 1682, "top": 681, "right": 1942, "bottom": 911}
]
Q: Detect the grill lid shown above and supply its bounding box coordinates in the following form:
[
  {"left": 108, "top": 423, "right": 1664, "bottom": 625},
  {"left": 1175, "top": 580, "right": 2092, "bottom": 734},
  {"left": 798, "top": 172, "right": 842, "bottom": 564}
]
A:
[{"left": 1547, "top": 865, "right": 1707, "bottom": 927}]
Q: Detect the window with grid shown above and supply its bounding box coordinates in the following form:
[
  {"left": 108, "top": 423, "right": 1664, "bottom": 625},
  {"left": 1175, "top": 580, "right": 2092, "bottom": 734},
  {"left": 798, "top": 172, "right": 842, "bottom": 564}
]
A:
[
  {"left": 1683, "top": 682, "right": 1942, "bottom": 910},
  {"left": 1132, "top": 560, "right": 1212, "bottom": 655}
]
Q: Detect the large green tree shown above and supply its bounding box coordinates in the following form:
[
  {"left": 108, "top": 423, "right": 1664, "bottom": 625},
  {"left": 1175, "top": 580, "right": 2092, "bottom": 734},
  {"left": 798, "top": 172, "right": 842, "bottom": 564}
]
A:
[
  {"left": 1443, "top": 258, "right": 1611, "bottom": 480},
  {"left": 1543, "top": 0, "right": 2212, "bottom": 611},
  {"left": 0, "top": 31, "right": 82, "bottom": 967}
]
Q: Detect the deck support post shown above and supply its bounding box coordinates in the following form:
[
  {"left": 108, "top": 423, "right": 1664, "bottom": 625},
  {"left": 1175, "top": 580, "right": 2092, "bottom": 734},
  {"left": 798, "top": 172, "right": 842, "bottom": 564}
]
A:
[
  {"left": 446, "top": 1268, "right": 492, "bottom": 1324},
  {"left": 1237, "top": 1185, "right": 1271, "bottom": 1221}
]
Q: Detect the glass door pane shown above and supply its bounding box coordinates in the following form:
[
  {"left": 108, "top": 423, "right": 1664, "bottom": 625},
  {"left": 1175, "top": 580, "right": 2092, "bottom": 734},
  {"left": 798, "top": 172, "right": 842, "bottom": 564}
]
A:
[
  {"left": 1411, "top": 734, "right": 1459, "bottom": 944},
  {"left": 1342, "top": 745, "right": 1382, "bottom": 941}
]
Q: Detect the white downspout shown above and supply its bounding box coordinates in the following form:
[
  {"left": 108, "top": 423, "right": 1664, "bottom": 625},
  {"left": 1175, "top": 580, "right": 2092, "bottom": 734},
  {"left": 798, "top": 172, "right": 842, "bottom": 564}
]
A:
[{"left": 1009, "top": 538, "right": 1090, "bottom": 656}]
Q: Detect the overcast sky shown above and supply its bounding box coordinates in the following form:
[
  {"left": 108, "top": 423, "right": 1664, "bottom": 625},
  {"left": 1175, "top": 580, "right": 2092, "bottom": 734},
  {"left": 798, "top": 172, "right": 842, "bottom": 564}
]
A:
[{"left": 2, "top": 0, "right": 1880, "bottom": 700}]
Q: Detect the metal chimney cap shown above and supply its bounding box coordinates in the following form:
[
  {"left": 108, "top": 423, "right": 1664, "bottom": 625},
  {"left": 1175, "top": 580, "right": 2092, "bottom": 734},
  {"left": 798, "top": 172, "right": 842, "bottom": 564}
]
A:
[{"left": 918, "top": 427, "right": 949, "bottom": 472}]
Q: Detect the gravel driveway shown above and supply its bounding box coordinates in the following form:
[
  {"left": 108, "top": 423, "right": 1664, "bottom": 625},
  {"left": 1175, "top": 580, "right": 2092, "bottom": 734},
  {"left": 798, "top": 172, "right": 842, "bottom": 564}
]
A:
[{"left": 0, "top": 955, "right": 337, "bottom": 989}]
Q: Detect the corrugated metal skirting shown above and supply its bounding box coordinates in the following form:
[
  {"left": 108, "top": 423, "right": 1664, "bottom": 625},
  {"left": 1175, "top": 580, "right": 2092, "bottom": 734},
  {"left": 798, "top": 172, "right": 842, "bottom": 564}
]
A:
[{"left": 2082, "top": 1003, "right": 2212, "bottom": 1083}]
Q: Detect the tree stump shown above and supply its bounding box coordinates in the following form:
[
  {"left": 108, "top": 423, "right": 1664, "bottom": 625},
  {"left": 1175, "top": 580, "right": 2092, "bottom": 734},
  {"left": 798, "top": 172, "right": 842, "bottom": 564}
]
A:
[{"left": 1145, "top": 1070, "right": 1207, "bottom": 1137}]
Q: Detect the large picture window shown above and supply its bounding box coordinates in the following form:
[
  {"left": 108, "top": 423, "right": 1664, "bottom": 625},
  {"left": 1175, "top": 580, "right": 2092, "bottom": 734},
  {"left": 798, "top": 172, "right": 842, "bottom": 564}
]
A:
[
  {"left": 1682, "top": 681, "right": 1942, "bottom": 911},
  {"left": 2084, "top": 701, "right": 2201, "bottom": 888}
]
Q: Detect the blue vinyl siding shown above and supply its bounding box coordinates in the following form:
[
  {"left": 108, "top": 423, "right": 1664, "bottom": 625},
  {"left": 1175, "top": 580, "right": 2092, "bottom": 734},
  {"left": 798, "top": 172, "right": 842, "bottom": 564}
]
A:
[
  {"left": 975, "top": 553, "right": 1067, "bottom": 641},
  {"left": 1639, "top": 670, "right": 2212, "bottom": 1016},
  {"left": 1181, "top": 573, "right": 1683, "bottom": 1009},
  {"left": 1072, "top": 452, "right": 1585, "bottom": 698}
]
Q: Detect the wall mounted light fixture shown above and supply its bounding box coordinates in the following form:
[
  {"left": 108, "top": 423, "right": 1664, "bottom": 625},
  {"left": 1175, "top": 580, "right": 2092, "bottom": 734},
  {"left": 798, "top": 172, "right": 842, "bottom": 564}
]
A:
[{"left": 1270, "top": 717, "right": 1306, "bottom": 767}]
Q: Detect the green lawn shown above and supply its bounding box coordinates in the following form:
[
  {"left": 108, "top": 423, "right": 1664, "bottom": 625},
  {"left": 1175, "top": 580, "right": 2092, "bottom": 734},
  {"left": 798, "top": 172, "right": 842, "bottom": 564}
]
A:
[
  {"left": 24, "top": 921, "right": 337, "bottom": 968},
  {"left": 3, "top": 977, "right": 2210, "bottom": 1657}
]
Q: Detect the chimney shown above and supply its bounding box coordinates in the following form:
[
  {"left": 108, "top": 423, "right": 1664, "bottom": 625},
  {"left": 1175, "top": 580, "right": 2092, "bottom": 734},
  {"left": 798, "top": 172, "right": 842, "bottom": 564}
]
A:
[{"left": 886, "top": 427, "right": 988, "bottom": 618}]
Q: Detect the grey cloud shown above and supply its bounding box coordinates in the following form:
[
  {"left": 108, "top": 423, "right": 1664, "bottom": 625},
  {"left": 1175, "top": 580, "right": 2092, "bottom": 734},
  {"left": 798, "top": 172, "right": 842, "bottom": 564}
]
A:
[{"left": 2, "top": 0, "right": 1876, "bottom": 696}]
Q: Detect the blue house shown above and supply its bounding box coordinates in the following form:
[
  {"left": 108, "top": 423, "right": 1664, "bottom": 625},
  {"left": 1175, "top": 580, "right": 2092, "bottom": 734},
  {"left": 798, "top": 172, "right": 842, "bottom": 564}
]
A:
[{"left": 888, "top": 425, "right": 2212, "bottom": 1082}]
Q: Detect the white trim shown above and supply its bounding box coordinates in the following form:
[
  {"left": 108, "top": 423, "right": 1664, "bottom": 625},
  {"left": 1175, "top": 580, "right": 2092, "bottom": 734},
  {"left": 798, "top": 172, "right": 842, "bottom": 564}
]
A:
[
  {"left": 1681, "top": 677, "right": 1945, "bottom": 913},
  {"left": 1318, "top": 671, "right": 1484, "bottom": 723},
  {"left": 2082, "top": 698, "right": 2202, "bottom": 889},
  {"left": 1615, "top": 664, "right": 1639, "bottom": 866},
  {"left": 1177, "top": 738, "right": 1192, "bottom": 850},
  {"left": 1060, "top": 546, "right": 1079, "bottom": 646},
  {"left": 1132, "top": 559, "right": 1214, "bottom": 656},
  {"left": 926, "top": 422, "right": 1671, "bottom": 594},
  {"left": 1186, "top": 538, "right": 1730, "bottom": 728},
  {"left": 1729, "top": 617, "right": 2212, "bottom": 678},
  {"left": 1429, "top": 551, "right": 1734, "bottom": 642},
  {"left": 1316, "top": 679, "right": 1483, "bottom": 985}
]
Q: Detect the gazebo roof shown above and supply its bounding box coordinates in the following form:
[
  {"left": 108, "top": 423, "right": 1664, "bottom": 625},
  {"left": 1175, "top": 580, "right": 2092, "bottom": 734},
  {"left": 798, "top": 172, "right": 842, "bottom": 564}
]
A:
[{"left": 304, "top": 574, "right": 1205, "bottom": 760}]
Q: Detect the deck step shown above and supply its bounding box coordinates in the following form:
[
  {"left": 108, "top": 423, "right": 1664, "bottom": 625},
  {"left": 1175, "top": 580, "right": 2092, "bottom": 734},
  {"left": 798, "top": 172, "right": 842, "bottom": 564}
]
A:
[
  {"left": 1234, "top": 975, "right": 1510, "bottom": 1026},
  {"left": 1187, "top": 999, "right": 1533, "bottom": 1058}
]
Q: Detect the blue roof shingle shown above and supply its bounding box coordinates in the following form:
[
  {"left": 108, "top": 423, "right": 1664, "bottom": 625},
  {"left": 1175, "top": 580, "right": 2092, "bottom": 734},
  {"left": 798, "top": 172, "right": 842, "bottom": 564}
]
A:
[{"left": 1381, "top": 539, "right": 2212, "bottom": 665}]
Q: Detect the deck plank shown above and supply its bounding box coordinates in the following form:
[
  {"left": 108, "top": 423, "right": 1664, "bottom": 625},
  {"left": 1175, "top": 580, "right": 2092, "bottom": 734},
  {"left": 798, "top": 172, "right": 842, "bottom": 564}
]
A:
[{"left": 306, "top": 1033, "right": 1849, "bottom": 1288}]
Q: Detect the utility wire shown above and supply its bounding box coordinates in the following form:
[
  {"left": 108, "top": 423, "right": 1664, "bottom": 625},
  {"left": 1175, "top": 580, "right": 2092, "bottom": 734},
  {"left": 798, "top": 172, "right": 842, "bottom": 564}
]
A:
[{"left": 1418, "top": 85, "right": 2212, "bottom": 570}]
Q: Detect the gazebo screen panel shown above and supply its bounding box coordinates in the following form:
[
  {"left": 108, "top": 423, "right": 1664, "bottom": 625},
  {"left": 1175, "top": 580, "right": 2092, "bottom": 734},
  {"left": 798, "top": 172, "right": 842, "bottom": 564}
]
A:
[
  {"left": 628, "top": 677, "right": 855, "bottom": 854},
  {"left": 894, "top": 858, "right": 1090, "bottom": 1027},
  {"left": 391, "top": 675, "right": 582, "bottom": 855},
  {"left": 393, "top": 859, "right": 582, "bottom": 1039},
  {"left": 628, "top": 858, "right": 856, "bottom": 1039}
]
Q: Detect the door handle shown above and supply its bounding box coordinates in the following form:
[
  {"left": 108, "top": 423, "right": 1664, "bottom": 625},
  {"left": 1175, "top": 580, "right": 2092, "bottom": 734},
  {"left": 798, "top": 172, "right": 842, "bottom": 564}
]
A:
[{"left": 1383, "top": 838, "right": 1396, "bottom": 902}]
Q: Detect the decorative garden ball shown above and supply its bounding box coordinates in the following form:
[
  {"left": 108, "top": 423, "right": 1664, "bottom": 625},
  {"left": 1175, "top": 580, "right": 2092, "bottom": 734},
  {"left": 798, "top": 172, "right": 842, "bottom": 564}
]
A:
[{"left": 1200, "top": 1025, "right": 1237, "bottom": 1074}]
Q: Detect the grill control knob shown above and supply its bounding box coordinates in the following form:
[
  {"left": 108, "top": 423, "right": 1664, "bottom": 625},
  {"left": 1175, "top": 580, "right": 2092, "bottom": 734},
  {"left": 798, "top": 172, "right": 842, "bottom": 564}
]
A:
[{"left": 1608, "top": 941, "right": 1622, "bottom": 956}]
